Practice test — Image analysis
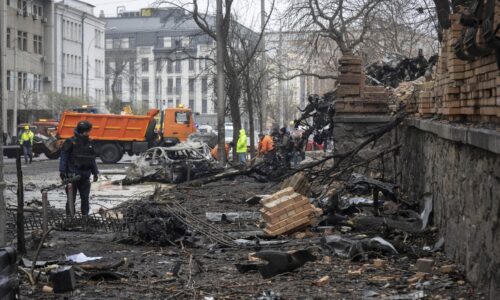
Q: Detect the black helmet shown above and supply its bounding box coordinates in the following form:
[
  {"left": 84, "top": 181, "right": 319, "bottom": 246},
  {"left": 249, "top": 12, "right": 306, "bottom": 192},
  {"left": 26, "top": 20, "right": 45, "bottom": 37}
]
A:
[
  {"left": 258, "top": 132, "right": 264, "bottom": 138},
  {"left": 76, "top": 120, "right": 92, "bottom": 133}
]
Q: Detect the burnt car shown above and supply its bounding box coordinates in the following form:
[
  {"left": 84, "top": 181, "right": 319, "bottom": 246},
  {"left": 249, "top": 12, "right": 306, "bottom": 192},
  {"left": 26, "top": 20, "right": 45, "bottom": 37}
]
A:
[{"left": 124, "top": 142, "right": 223, "bottom": 184}]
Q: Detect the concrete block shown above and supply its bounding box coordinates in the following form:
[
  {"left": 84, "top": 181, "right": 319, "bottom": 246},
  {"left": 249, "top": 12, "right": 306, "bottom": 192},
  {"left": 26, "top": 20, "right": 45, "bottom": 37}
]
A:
[
  {"left": 416, "top": 258, "right": 434, "bottom": 273},
  {"left": 50, "top": 266, "right": 76, "bottom": 293}
]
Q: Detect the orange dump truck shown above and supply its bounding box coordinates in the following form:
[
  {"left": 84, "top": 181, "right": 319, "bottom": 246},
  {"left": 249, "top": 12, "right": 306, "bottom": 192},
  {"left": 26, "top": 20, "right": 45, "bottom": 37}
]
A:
[{"left": 46, "top": 107, "right": 196, "bottom": 163}]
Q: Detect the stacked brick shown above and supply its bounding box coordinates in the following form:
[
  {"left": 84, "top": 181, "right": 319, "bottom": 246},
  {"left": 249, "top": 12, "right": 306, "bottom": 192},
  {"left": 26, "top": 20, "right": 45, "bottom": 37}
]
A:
[
  {"left": 337, "top": 55, "right": 364, "bottom": 98},
  {"left": 335, "top": 54, "right": 390, "bottom": 114},
  {"left": 415, "top": 4, "right": 500, "bottom": 123},
  {"left": 260, "top": 187, "right": 322, "bottom": 236},
  {"left": 279, "top": 172, "right": 311, "bottom": 196}
]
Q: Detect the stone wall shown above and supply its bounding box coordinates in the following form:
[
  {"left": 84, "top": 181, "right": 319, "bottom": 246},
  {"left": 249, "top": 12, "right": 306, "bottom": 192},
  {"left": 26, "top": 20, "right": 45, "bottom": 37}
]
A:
[
  {"left": 333, "top": 115, "right": 395, "bottom": 178},
  {"left": 400, "top": 119, "right": 500, "bottom": 299}
]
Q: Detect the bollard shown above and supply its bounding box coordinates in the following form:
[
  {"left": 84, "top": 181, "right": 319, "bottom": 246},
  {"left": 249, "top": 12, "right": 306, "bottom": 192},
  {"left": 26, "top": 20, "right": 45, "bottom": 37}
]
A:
[
  {"left": 42, "top": 191, "right": 48, "bottom": 233},
  {"left": 67, "top": 183, "right": 75, "bottom": 216}
]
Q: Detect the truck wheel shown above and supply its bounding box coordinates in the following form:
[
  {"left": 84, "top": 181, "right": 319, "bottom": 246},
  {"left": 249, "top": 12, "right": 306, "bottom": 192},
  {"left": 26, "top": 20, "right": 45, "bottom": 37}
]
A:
[
  {"left": 100, "top": 143, "right": 123, "bottom": 164},
  {"left": 44, "top": 149, "right": 61, "bottom": 160}
]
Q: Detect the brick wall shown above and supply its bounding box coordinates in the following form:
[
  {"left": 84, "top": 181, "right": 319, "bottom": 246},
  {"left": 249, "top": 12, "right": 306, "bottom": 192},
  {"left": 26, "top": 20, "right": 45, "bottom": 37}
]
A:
[{"left": 414, "top": 4, "right": 500, "bottom": 123}]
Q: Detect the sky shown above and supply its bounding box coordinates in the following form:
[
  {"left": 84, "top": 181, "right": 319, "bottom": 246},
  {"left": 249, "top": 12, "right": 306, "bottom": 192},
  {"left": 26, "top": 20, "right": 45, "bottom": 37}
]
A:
[{"left": 82, "top": 0, "right": 285, "bottom": 31}]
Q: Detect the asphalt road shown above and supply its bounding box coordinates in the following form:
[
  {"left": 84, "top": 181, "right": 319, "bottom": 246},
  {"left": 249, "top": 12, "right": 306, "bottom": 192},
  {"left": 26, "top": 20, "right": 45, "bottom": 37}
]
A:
[{"left": 2, "top": 154, "right": 134, "bottom": 180}]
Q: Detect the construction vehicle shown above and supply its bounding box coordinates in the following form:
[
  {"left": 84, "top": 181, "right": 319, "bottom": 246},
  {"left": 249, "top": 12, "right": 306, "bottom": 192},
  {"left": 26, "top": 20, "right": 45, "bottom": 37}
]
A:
[{"left": 43, "top": 107, "right": 196, "bottom": 163}]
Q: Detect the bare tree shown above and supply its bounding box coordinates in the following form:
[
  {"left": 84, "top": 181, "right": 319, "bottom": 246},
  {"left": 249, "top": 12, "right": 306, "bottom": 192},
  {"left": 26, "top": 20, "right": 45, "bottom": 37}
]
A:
[
  {"left": 19, "top": 89, "right": 36, "bottom": 124},
  {"left": 155, "top": 0, "right": 274, "bottom": 159},
  {"left": 107, "top": 58, "right": 129, "bottom": 114},
  {"left": 361, "top": 1, "right": 438, "bottom": 62},
  {"left": 46, "top": 92, "right": 88, "bottom": 119},
  {"left": 282, "top": 0, "right": 385, "bottom": 55}
]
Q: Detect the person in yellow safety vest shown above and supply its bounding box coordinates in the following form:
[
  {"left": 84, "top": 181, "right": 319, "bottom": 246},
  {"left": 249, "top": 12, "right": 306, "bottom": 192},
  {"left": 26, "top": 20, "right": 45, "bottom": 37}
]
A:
[
  {"left": 19, "top": 125, "right": 34, "bottom": 164},
  {"left": 236, "top": 128, "right": 248, "bottom": 164}
]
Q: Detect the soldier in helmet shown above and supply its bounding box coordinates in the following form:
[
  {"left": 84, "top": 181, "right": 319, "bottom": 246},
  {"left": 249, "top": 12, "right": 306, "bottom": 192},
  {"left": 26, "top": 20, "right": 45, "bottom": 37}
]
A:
[{"left": 59, "top": 120, "right": 99, "bottom": 215}]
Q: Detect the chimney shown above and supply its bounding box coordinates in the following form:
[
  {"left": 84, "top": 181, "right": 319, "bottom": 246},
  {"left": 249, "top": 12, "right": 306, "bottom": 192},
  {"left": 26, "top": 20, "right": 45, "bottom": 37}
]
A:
[{"left": 99, "top": 10, "right": 105, "bottom": 18}]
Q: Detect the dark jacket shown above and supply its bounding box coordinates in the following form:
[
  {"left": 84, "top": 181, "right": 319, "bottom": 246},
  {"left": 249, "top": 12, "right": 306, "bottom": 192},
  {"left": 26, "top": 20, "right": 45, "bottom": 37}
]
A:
[{"left": 59, "top": 131, "right": 99, "bottom": 178}]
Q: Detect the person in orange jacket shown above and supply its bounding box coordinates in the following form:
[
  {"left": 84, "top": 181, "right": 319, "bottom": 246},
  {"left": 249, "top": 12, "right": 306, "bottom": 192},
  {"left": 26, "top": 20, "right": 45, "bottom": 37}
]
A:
[
  {"left": 258, "top": 133, "right": 274, "bottom": 156},
  {"left": 211, "top": 142, "right": 233, "bottom": 161}
]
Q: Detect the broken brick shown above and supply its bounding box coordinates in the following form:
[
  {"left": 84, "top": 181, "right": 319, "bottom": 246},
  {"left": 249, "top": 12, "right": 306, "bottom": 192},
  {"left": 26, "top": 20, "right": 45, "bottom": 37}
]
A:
[
  {"left": 372, "top": 259, "right": 387, "bottom": 269},
  {"left": 439, "top": 264, "right": 456, "bottom": 274}
]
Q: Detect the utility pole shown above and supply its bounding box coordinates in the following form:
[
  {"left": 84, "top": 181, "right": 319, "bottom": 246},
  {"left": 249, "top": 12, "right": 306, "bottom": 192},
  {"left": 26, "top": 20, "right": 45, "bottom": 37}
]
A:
[
  {"left": 215, "top": 0, "right": 226, "bottom": 163},
  {"left": 86, "top": 56, "right": 89, "bottom": 102},
  {"left": 12, "top": 47, "right": 17, "bottom": 137},
  {"left": 0, "top": 0, "right": 7, "bottom": 247},
  {"left": 277, "top": 27, "right": 283, "bottom": 127},
  {"left": 260, "top": 0, "right": 266, "bottom": 132}
]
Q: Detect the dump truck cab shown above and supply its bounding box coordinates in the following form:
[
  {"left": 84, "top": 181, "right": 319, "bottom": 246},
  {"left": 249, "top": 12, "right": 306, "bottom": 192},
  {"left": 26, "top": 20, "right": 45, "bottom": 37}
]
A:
[{"left": 160, "top": 107, "right": 196, "bottom": 146}]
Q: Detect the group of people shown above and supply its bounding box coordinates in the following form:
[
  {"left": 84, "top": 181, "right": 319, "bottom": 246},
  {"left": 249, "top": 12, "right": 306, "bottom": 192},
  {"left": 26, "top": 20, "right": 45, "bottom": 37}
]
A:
[
  {"left": 19, "top": 121, "right": 306, "bottom": 216},
  {"left": 209, "top": 127, "right": 305, "bottom": 167}
]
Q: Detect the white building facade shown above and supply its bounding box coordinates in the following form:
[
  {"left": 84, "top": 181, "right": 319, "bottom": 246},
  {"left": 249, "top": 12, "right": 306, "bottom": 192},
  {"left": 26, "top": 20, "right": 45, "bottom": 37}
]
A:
[
  {"left": 54, "top": 0, "right": 105, "bottom": 109},
  {"left": 105, "top": 7, "right": 217, "bottom": 124}
]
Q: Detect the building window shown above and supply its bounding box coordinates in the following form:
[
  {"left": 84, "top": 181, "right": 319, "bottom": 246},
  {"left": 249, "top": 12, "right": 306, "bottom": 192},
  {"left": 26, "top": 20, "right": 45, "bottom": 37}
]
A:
[
  {"left": 175, "top": 78, "right": 181, "bottom": 95},
  {"left": 141, "top": 58, "right": 149, "bottom": 73},
  {"left": 17, "top": 31, "right": 27, "bottom": 51},
  {"left": 129, "top": 59, "right": 135, "bottom": 73},
  {"left": 167, "top": 99, "right": 173, "bottom": 108},
  {"left": 167, "top": 78, "right": 173, "bottom": 94},
  {"left": 156, "top": 59, "right": 162, "bottom": 72},
  {"left": 17, "top": 72, "right": 27, "bottom": 91},
  {"left": 95, "top": 29, "right": 102, "bottom": 48},
  {"left": 6, "top": 71, "right": 11, "bottom": 91},
  {"left": 129, "top": 76, "right": 135, "bottom": 95},
  {"left": 189, "top": 78, "right": 195, "bottom": 94},
  {"left": 189, "top": 99, "right": 195, "bottom": 112},
  {"left": 22, "top": 0, "right": 27, "bottom": 15},
  {"left": 142, "top": 78, "right": 149, "bottom": 98},
  {"left": 167, "top": 60, "right": 173, "bottom": 73},
  {"left": 189, "top": 59, "right": 194, "bottom": 71},
  {"left": 163, "top": 37, "right": 171, "bottom": 48},
  {"left": 95, "top": 59, "right": 102, "bottom": 77},
  {"left": 33, "top": 35, "right": 42, "bottom": 54},
  {"left": 113, "top": 39, "right": 121, "bottom": 49},
  {"left": 201, "top": 78, "right": 208, "bottom": 95},
  {"left": 32, "top": 4, "right": 42, "bottom": 17},
  {"left": 116, "top": 78, "right": 123, "bottom": 94},
  {"left": 202, "top": 99, "right": 207, "bottom": 113},
  {"left": 176, "top": 99, "right": 181, "bottom": 107},
  {"left": 6, "top": 28, "right": 10, "bottom": 48},
  {"left": 175, "top": 60, "right": 181, "bottom": 73},
  {"left": 155, "top": 77, "right": 161, "bottom": 97},
  {"left": 33, "top": 74, "right": 41, "bottom": 92}
]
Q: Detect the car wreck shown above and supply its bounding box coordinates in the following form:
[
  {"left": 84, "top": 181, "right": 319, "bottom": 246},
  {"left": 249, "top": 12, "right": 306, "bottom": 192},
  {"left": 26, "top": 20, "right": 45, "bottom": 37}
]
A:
[{"left": 122, "top": 142, "right": 223, "bottom": 184}]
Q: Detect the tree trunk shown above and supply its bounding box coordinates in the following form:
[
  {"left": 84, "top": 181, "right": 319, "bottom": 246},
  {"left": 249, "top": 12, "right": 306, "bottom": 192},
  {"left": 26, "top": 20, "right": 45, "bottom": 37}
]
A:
[
  {"left": 215, "top": 0, "right": 226, "bottom": 163},
  {"left": 245, "top": 70, "right": 256, "bottom": 158},
  {"left": 228, "top": 76, "right": 241, "bottom": 161}
]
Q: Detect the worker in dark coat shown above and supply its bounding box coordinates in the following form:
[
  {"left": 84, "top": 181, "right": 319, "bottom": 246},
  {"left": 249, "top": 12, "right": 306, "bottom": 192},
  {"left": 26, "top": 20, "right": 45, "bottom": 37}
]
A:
[{"left": 59, "top": 120, "right": 99, "bottom": 215}]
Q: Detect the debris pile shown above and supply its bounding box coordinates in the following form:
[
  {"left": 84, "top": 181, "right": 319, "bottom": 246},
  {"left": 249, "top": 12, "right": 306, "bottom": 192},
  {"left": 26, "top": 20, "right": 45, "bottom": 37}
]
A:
[
  {"left": 279, "top": 172, "right": 311, "bottom": 196},
  {"left": 260, "top": 187, "right": 321, "bottom": 236},
  {"left": 365, "top": 53, "right": 437, "bottom": 88},
  {"left": 124, "top": 200, "right": 188, "bottom": 246}
]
